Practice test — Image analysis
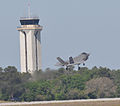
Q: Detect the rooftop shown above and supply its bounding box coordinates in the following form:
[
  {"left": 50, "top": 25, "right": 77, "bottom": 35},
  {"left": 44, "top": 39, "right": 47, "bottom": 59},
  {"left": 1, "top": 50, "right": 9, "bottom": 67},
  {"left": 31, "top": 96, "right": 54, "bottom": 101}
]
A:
[{"left": 20, "top": 16, "right": 39, "bottom": 20}]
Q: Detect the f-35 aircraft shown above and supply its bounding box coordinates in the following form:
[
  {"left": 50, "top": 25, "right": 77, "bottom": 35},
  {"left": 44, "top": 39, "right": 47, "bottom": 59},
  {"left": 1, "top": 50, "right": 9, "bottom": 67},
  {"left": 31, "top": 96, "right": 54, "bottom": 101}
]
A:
[{"left": 55, "top": 52, "right": 90, "bottom": 70}]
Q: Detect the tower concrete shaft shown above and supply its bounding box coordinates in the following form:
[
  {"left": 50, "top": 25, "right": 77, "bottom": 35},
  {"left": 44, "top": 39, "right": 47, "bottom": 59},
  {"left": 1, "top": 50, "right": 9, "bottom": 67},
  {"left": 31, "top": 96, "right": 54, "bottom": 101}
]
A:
[{"left": 17, "top": 18, "right": 42, "bottom": 73}]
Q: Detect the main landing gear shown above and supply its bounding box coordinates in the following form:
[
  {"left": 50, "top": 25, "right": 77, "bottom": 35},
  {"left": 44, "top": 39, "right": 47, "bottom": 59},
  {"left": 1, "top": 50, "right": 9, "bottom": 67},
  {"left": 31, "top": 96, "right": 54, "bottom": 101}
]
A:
[
  {"left": 78, "top": 66, "right": 80, "bottom": 70},
  {"left": 66, "top": 67, "right": 68, "bottom": 70},
  {"left": 83, "top": 63, "right": 85, "bottom": 66},
  {"left": 78, "top": 64, "right": 80, "bottom": 70},
  {"left": 78, "top": 63, "right": 85, "bottom": 70}
]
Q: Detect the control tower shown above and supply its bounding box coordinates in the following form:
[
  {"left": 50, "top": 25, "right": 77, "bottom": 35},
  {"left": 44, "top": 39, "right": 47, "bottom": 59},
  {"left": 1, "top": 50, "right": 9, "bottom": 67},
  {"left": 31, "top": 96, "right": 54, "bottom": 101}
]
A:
[{"left": 17, "top": 17, "right": 43, "bottom": 73}]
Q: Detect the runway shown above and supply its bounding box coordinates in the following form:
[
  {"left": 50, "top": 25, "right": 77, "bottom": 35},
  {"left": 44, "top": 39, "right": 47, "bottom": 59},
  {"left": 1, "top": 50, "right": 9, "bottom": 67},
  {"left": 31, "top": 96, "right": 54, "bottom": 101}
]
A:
[{"left": 1, "top": 98, "right": 120, "bottom": 106}]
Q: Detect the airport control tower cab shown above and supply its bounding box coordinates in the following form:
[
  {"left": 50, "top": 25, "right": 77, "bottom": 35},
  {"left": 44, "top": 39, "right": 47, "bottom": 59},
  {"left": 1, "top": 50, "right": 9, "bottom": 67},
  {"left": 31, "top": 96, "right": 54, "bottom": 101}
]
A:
[
  {"left": 20, "top": 17, "right": 39, "bottom": 25},
  {"left": 17, "top": 16, "right": 43, "bottom": 74}
]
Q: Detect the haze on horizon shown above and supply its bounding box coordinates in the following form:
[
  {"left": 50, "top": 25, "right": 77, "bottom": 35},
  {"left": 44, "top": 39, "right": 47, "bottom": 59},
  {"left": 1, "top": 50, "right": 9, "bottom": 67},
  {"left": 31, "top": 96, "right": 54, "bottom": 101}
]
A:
[{"left": 0, "top": 0, "right": 120, "bottom": 71}]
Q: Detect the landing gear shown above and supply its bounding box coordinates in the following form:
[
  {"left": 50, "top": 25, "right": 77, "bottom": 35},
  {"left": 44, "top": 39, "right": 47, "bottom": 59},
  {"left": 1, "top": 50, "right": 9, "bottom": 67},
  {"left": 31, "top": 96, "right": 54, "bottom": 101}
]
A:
[
  {"left": 78, "top": 64, "right": 80, "bottom": 70},
  {"left": 83, "top": 63, "right": 85, "bottom": 66},
  {"left": 66, "top": 67, "right": 68, "bottom": 70},
  {"left": 78, "top": 66, "right": 80, "bottom": 70}
]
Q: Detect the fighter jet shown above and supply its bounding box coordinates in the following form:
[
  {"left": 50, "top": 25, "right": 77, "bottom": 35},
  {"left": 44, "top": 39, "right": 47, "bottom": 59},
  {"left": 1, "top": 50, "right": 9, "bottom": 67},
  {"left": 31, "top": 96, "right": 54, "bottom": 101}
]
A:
[{"left": 55, "top": 52, "right": 90, "bottom": 70}]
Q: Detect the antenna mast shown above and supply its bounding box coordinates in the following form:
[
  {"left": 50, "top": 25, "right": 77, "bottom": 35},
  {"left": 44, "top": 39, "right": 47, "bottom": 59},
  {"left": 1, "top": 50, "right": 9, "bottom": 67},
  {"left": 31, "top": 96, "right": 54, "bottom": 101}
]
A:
[{"left": 28, "top": 2, "right": 31, "bottom": 18}]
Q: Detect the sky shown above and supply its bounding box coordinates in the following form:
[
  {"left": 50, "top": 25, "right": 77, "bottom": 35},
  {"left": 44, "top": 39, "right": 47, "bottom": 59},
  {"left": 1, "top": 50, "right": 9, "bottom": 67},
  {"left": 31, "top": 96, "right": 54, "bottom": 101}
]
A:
[{"left": 0, "top": 0, "right": 120, "bottom": 71}]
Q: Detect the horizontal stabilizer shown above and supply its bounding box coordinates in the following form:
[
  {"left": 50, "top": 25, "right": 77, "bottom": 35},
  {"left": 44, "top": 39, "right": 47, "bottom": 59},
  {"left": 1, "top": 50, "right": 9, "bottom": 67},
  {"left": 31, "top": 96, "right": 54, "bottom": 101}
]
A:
[{"left": 57, "top": 57, "right": 66, "bottom": 65}]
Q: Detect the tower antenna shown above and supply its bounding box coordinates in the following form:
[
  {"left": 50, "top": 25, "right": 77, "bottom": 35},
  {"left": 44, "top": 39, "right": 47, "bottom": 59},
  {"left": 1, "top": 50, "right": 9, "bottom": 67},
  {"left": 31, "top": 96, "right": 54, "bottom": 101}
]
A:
[{"left": 28, "top": 2, "right": 31, "bottom": 18}]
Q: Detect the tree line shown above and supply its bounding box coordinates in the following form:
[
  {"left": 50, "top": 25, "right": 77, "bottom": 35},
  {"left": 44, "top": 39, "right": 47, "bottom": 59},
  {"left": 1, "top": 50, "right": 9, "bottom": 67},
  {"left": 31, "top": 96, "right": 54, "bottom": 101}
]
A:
[{"left": 0, "top": 66, "right": 120, "bottom": 101}]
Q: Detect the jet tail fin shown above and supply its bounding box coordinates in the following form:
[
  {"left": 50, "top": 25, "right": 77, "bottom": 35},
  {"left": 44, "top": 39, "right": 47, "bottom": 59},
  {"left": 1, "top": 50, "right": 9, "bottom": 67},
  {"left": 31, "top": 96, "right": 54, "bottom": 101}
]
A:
[
  {"left": 57, "top": 57, "right": 66, "bottom": 65},
  {"left": 69, "top": 56, "right": 74, "bottom": 64}
]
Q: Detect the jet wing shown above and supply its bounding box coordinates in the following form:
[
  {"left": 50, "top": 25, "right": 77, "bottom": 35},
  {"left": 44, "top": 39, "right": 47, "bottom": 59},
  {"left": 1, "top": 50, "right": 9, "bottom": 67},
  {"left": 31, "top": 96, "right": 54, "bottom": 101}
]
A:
[{"left": 73, "top": 52, "right": 89, "bottom": 64}]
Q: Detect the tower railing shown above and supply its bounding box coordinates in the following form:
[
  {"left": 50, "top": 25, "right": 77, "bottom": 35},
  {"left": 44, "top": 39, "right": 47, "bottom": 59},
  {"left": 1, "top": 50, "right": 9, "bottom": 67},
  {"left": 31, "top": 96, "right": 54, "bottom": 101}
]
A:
[{"left": 20, "top": 16, "right": 39, "bottom": 20}]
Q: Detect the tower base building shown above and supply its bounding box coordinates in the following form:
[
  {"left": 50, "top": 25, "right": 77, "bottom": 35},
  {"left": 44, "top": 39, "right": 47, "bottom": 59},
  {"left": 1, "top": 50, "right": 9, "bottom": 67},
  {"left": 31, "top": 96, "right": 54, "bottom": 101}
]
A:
[{"left": 17, "top": 17, "right": 42, "bottom": 73}]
